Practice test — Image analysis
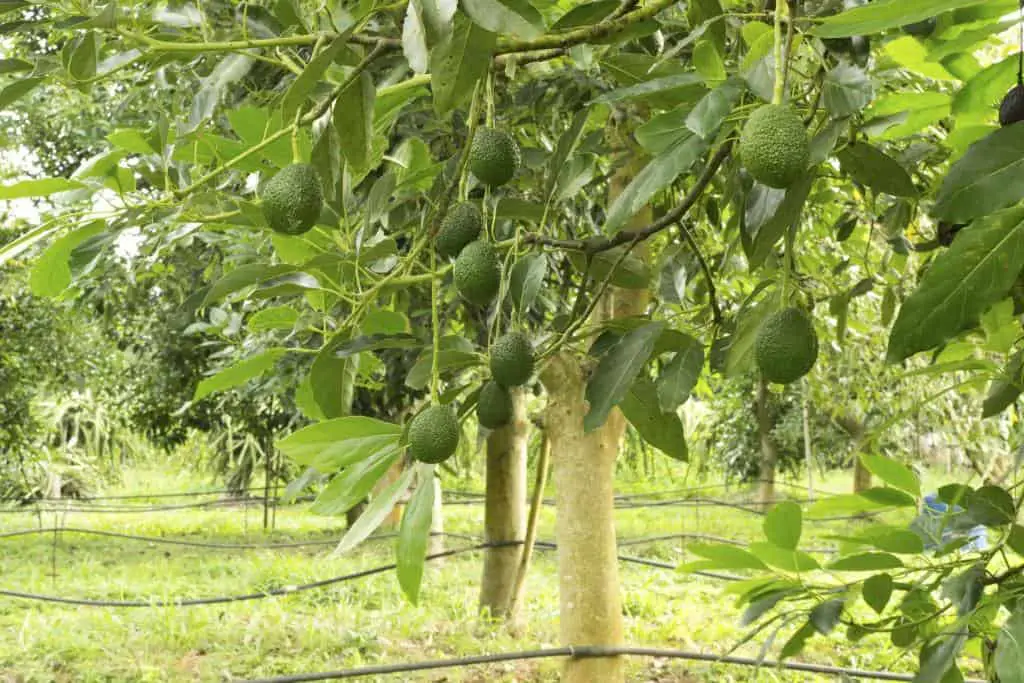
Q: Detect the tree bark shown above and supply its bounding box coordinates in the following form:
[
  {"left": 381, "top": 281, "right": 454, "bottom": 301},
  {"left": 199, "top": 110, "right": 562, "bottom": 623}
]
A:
[
  {"left": 542, "top": 354, "right": 624, "bottom": 683},
  {"left": 428, "top": 474, "right": 445, "bottom": 556},
  {"left": 479, "top": 389, "right": 528, "bottom": 620},
  {"left": 802, "top": 384, "right": 814, "bottom": 499},
  {"left": 834, "top": 413, "right": 870, "bottom": 493},
  {"left": 756, "top": 378, "right": 778, "bottom": 505}
]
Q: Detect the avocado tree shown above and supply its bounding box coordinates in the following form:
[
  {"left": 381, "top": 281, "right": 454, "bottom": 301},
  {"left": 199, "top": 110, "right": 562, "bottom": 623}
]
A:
[{"left": 5, "top": 0, "right": 1024, "bottom": 681}]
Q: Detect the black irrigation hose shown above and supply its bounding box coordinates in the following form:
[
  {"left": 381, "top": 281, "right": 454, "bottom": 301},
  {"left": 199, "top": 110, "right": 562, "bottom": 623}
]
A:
[
  {"left": 0, "top": 527, "right": 344, "bottom": 549},
  {"left": 0, "top": 496, "right": 316, "bottom": 515},
  {"left": 24, "top": 486, "right": 268, "bottom": 502},
  {"left": 0, "top": 542, "right": 507, "bottom": 608},
  {"left": 236, "top": 645, "right": 986, "bottom": 683}
]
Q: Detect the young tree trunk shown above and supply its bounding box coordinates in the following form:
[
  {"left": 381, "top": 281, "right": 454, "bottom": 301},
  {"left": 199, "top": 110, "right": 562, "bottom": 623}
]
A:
[
  {"left": 756, "top": 378, "right": 778, "bottom": 505},
  {"left": 802, "top": 384, "right": 814, "bottom": 498},
  {"left": 479, "top": 389, "right": 528, "bottom": 620},
  {"left": 542, "top": 354, "right": 624, "bottom": 683},
  {"left": 834, "top": 414, "right": 870, "bottom": 493}
]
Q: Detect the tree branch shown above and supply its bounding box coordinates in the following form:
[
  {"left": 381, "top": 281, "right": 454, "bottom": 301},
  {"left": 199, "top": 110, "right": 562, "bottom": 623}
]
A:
[
  {"left": 677, "top": 220, "right": 723, "bottom": 326},
  {"left": 523, "top": 141, "right": 733, "bottom": 255}
]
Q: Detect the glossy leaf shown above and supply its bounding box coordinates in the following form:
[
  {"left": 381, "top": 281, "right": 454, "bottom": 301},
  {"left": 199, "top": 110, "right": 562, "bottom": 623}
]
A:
[
  {"left": 656, "top": 335, "right": 704, "bottom": 412},
  {"left": 812, "top": 0, "right": 990, "bottom": 38},
  {"left": 0, "top": 177, "right": 84, "bottom": 199},
  {"left": 995, "top": 609, "right": 1024, "bottom": 683},
  {"left": 311, "top": 449, "right": 400, "bottom": 515},
  {"left": 934, "top": 124, "right": 1024, "bottom": 223},
  {"left": 860, "top": 454, "right": 920, "bottom": 496},
  {"left": 509, "top": 253, "right": 547, "bottom": 311},
  {"left": 584, "top": 322, "right": 665, "bottom": 432},
  {"left": 887, "top": 206, "right": 1024, "bottom": 362},
  {"left": 619, "top": 377, "right": 687, "bottom": 461},
  {"left": 748, "top": 543, "right": 820, "bottom": 572},
  {"left": 604, "top": 134, "right": 706, "bottom": 233},
  {"left": 686, "top": 543, "right": 768, "bottom": 570},
  {"left": 462, "top": 0, "right": 543, "bottom": 38},
  {"left": 837, "top": 143, "right": 916, "bottom": 197},
  {"left": 193, "top": 349, "right": 287, "bottom": 400},
  {"left": 828, "top": 552, "right": 904, "bottom": 571},
  {"left": 282, "top": 36, "right": 347, "bottom": 123},
  {"left": 430, "top": 16, "right": 496, "bottom": 116},
  {"left": 764, "top": 501, "right": 802, "bottom": 551},
  {"left": 29, "top": 222, "right": 105, "bottom": 297},
  {"left": 810, "top": 600, "right": 844, "bottom": 635},
  {"left": 276, "top": 417, "right": 402, "bottom": 471},
  {"left": 334, "top": 71, "right": 375, "bottom": 172},
  {"left": 863, "top": 573, "right": 893, "bottom": 614},
  {"left": 335, "top": 465, "right": 416, "bottom": 555},
  {"left": 397, "top": 465, "right": 436, "bottom": 603}
]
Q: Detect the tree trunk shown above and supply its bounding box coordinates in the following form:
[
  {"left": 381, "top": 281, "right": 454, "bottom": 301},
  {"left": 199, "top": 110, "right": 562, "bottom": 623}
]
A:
[
  {"left": 479, "top": 389, "right": 528, "bottom": 620},
  {"left": 834, "top": 414, "right": 870, "bottom": 493},
  {"left": 802, "top": 384, "right": 814, "bottom": 499},
  {"left": 542, "top": 354, "right": 624, "bottom": 683},
  {"left": 756, "top": 378, "right": 778, "bottom": 505}
]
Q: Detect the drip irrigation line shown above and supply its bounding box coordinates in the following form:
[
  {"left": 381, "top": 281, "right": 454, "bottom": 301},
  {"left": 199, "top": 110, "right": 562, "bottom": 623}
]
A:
[
  {"left": 236, "top": 645, "right": 984, "bottom": 683},
  {"left": 0, "top": 496, "right": 315, "bottom": 515},
  {"left": 0, "top": 527, "right": 344, "bottom": 549},
  {"left": 23, "top": 486, "right": 267, "bottom": 502},
  {"left": 0, "top": 542, "right": 508, "bottom": 608}
]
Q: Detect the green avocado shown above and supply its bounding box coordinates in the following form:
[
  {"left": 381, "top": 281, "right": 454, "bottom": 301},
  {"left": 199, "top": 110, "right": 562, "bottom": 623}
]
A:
[
  {"left": 437, "top": 202, "right": 483, "bottom": 259},
  {"left": 476, "top": 381, "right": 514, "bottom": 430},
  {"left": 739, "top": 105, "right": 810, "bottom": 189},
  {"left": 453, "top": 241, "right": 501, "bottom": 306},
  {"left": 468, "top": 129, "right": 520, "bottom": 187},
  {"left": 408, "top": 405, "right": 460, "bottom": 464},
  {"left": 755, "top": 307, "right": 819, "bottom": 385},
  {"left": 489, "top": 332, "right": 535, "bottom": 388},
  {"left": 261, "top": 163, "right": 323, "bottom": 235}
]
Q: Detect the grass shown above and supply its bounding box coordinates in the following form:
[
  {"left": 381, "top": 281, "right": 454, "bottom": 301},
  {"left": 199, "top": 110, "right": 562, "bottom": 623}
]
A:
[{"left": 0, "top": 463, "right": 986, "bottom": 682}]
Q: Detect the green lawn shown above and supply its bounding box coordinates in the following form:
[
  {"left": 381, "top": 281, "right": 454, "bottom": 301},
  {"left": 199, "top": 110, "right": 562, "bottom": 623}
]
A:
[{"left": 0, "top": 464, "right": 984, "bottom": 682}]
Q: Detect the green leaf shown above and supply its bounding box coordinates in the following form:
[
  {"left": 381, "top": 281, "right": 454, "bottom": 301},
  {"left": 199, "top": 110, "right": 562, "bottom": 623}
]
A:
[
  {"left": 812, "top": 0, "right": 990, "bottom": 38},
  {"left": 203, "top": 264, "right": 297, "bottom": 306},
  {"left": 248, "top": 305, "right": 299, "bottom": 332},
  {"left": 189, "top": 54, "right": 254, "bottom": 131},
  {"left": 335, "top": 465, "right": 416, "bottom": 555},
  {"left": 282, "top": 36, "right": 348, "bottom": 124},
  {"left": 462, "top": 0, "right": 543, "bottom": 38},
  {"left": 0, "top": 177, "right": 84, "bottom": 199},
  {"left": 0, "top": 58, "right": 30, "bottom": 75},
  {"left": 29, "top": 222, "right": 105, "bottom": 297},
  {"left": 333, "top": 333, "right": 421, "bottom": 357},
  {"left": 276, "top": 417, "right": 402, "bottom": 471},
  {"left": 828, "top": 552, "right": 904, "bottom": 571},
  {"left": 686, "top": 543, "right": 768, "bottom": 570},
  {"left": 334, "top": 71, "right": 375, "bottom": 172},
  {"left": 915, "top": 631, "right": 969, "bottom": 683},
  {"left": 592, "top": 74, "right": 705, "bottom": 105},
  {"left": 748, "top": 543, "right": 820, "bottom": 572},
  {"left": 429, "top": 15, "right": 496, "bottom": 117},
  {"left": 402, "top": 0, "right": 456, "bottom": 74},
  {"left": 194, "top": 349, "right": 288, "bottom": 401},
  {"left": 823, "top": 64, "right": 874, "bottom": 117},
  {"left": 860, "top": 454, "right": 920, "bottom": 496},
  {"left": 749, "top": 174, "right": 814, "bottom": 268},
  {"left": 509, "top": 253, "right": 547, "bottom": 311},
  {"left": 545, "top": 109, "right": 590, "bottom": 199},
  {"left": 406, "top": 349, "right": 480, "bottom": 390},
  {"left": 863, "top": 573, "right": 894, "bottom": 614},
  {"left": 860, "top": 487, "right": 918, "bottom": 507},
  {"left": 567, "top": 247, "right": 651, "bottom": 290},
  {"left": 933, "top": 124, "right": 1024, "bottom": 223},
  {"left": 995, "top": 609, "right": 1024, "bottom": 683},
  {"left": 779, "top": 621, "right": 816, "bottom": 659},
  {"left": 603, "top": 134, "right": 706, "bottom": 233},
  {"left": 656, "top": 335, "right": 704, "bottom": 412},
  {"left": 397, "top": 465, "right": 436, "bottom": 604},
  {"left": 310, "top": 332, "right": 359, "bottom": 420},
  {"left": 362, "top": 310, "right": 411, "bottom": 335},
  {"left": 887, "top": 206, "right": 1024, "bottom": 362},
  {"left": 837, "top": 143, "right": 917, "bottom": 197},
  {"left": 952, "top": 54, "right": 1015, "bottom": 118},
  {"left": 686, "top": 79, "right": 742, "bottom": 140},
  {"left": 966, "top": 485, "right": 1015, "bottom": 527},
  {"left": 853, "top": 526, "right": 926, "bottom": 554},
  {"left": 311, "top": 449, "right": 400, "bottom": 515},
  {"left": 64, "top": 31, "right": 98, "bottom": 81},
  {"left": 584, "top": 322, "right": 665, "bottom": 432},
  {"left": 764, "top": 502, "right": 802, "bottom": 550},
  {"left": 810, "top": 599, "right": 844, "bottom": 635},
  {"left": 619, "top": 377, "right": 687, "bottom": 461}
]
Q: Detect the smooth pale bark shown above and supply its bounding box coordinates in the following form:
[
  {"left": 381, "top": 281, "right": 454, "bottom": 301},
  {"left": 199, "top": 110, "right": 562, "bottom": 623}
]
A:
[
  {"left": 834, "top": 413, "right": 870, "bottom": 493},
  {"left": 479, "top": 389, "right": 528, "bottom": 619},
  {"left": 802, "top": 385, "right": 814, "bottom": 498},
  {"left": 756, "top": 378, "right": 778, "bottom": 505},
  {"left": 542, "top": 354, "right": 624, "bottom": 683},
  {"left": 508, "top": 429, "right": 550, "bottom": 622}
]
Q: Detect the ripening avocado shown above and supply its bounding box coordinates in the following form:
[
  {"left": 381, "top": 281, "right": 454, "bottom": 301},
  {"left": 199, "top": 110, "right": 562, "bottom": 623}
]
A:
[
  {"left": 755, "top": 307, "right": 819, "bottom": 384},
  {"left": 902, "top": 17, "right": 937, "bottom": 37},
  {"left": 1000, "top": 84, "right": 1024, "bottom": 127},
  {"left": 489, "top": 332, "right": 535, "bottom": 388},
  {"left": 739, "top": 105, "right": 810, "bottom": 189},
  {"left": 436, "top": 202, "right": 483, "bottom": 259},
  {"left": 468, "top": 128, "right": 520, "bottom": 187},
  {"left": 476, "top": 381, "right": 514, "bottom": 430},
  {"left": 453, "top": 241, "right": 501, "bottom": 306},
  {"left": 261, "top": 163, "right": 323, "bottom": 236},
  {"left": 408, "top": 405, "right": 460, "bottom": 464}
]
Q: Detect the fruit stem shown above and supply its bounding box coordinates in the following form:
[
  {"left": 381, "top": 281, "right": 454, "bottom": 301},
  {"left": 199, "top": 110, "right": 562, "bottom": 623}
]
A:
[
  {"left": 430, "top": 246, "right": 441, "bottom": 403},
  {"left": 772, "top": 0, "right": 785, "bottom": 104},
  {"left": 291, "top": 111, "right": 302, "bottom": 163},
  {"left": 1018, "top": 0, "right": 1023, "bottom": 86}
]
